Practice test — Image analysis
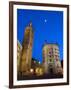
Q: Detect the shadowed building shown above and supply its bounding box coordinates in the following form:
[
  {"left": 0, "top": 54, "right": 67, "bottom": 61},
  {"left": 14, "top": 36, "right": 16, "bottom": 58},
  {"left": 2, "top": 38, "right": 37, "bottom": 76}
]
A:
[
  {"left": 19, "top": 23, "right": 34, "bottom": 75},
  {"left": 42, "top": 43, "right": 63, "bottom": 75}
]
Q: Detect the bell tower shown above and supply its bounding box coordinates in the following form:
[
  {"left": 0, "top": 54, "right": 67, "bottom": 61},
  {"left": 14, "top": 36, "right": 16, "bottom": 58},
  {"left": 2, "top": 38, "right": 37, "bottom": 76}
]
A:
[{"left": 19, "top": 23, "right": 33, "bottom": 75}]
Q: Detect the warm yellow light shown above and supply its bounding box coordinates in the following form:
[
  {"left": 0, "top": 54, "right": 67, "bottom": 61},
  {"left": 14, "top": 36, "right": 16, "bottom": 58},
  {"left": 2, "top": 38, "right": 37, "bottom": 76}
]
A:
[
  {"left": 35, "top": 68, "right": 43, "bottom": 76},
  {"left": 35, "top": 68, "right": 39, "bottom": 74},
  {"left": 30, "top": 68, "right": 34, "bottom": 73}
]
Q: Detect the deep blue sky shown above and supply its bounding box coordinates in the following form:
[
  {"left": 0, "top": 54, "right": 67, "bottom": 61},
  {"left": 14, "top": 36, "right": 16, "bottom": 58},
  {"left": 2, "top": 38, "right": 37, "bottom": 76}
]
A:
[{"left": 17, "top": 9, "right": 63, "bottom": 62}]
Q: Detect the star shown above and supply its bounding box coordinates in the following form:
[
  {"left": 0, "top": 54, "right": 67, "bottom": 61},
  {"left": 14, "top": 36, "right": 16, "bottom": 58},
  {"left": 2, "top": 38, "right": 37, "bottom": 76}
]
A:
[{"left": 44, "top": 19, "right": 47, "bottom": 23}]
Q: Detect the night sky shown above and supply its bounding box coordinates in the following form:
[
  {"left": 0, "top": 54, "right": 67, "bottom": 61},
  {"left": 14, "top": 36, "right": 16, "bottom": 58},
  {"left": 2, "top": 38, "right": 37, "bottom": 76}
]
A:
[{"left": 17, "top": 9, "right": 63, "bottom": 63}]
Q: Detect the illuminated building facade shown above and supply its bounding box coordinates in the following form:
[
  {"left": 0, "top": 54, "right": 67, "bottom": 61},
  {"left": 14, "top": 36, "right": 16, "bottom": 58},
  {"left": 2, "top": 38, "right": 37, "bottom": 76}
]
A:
[
  {"left": 19, "top": 23, "right": 33, "bottom": 75},
  {"left": 42, "top": 43, "right": 63, "bottom": 74},
  {"left": 17, "top": 40, "right": 22, "bottom": 73}
]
